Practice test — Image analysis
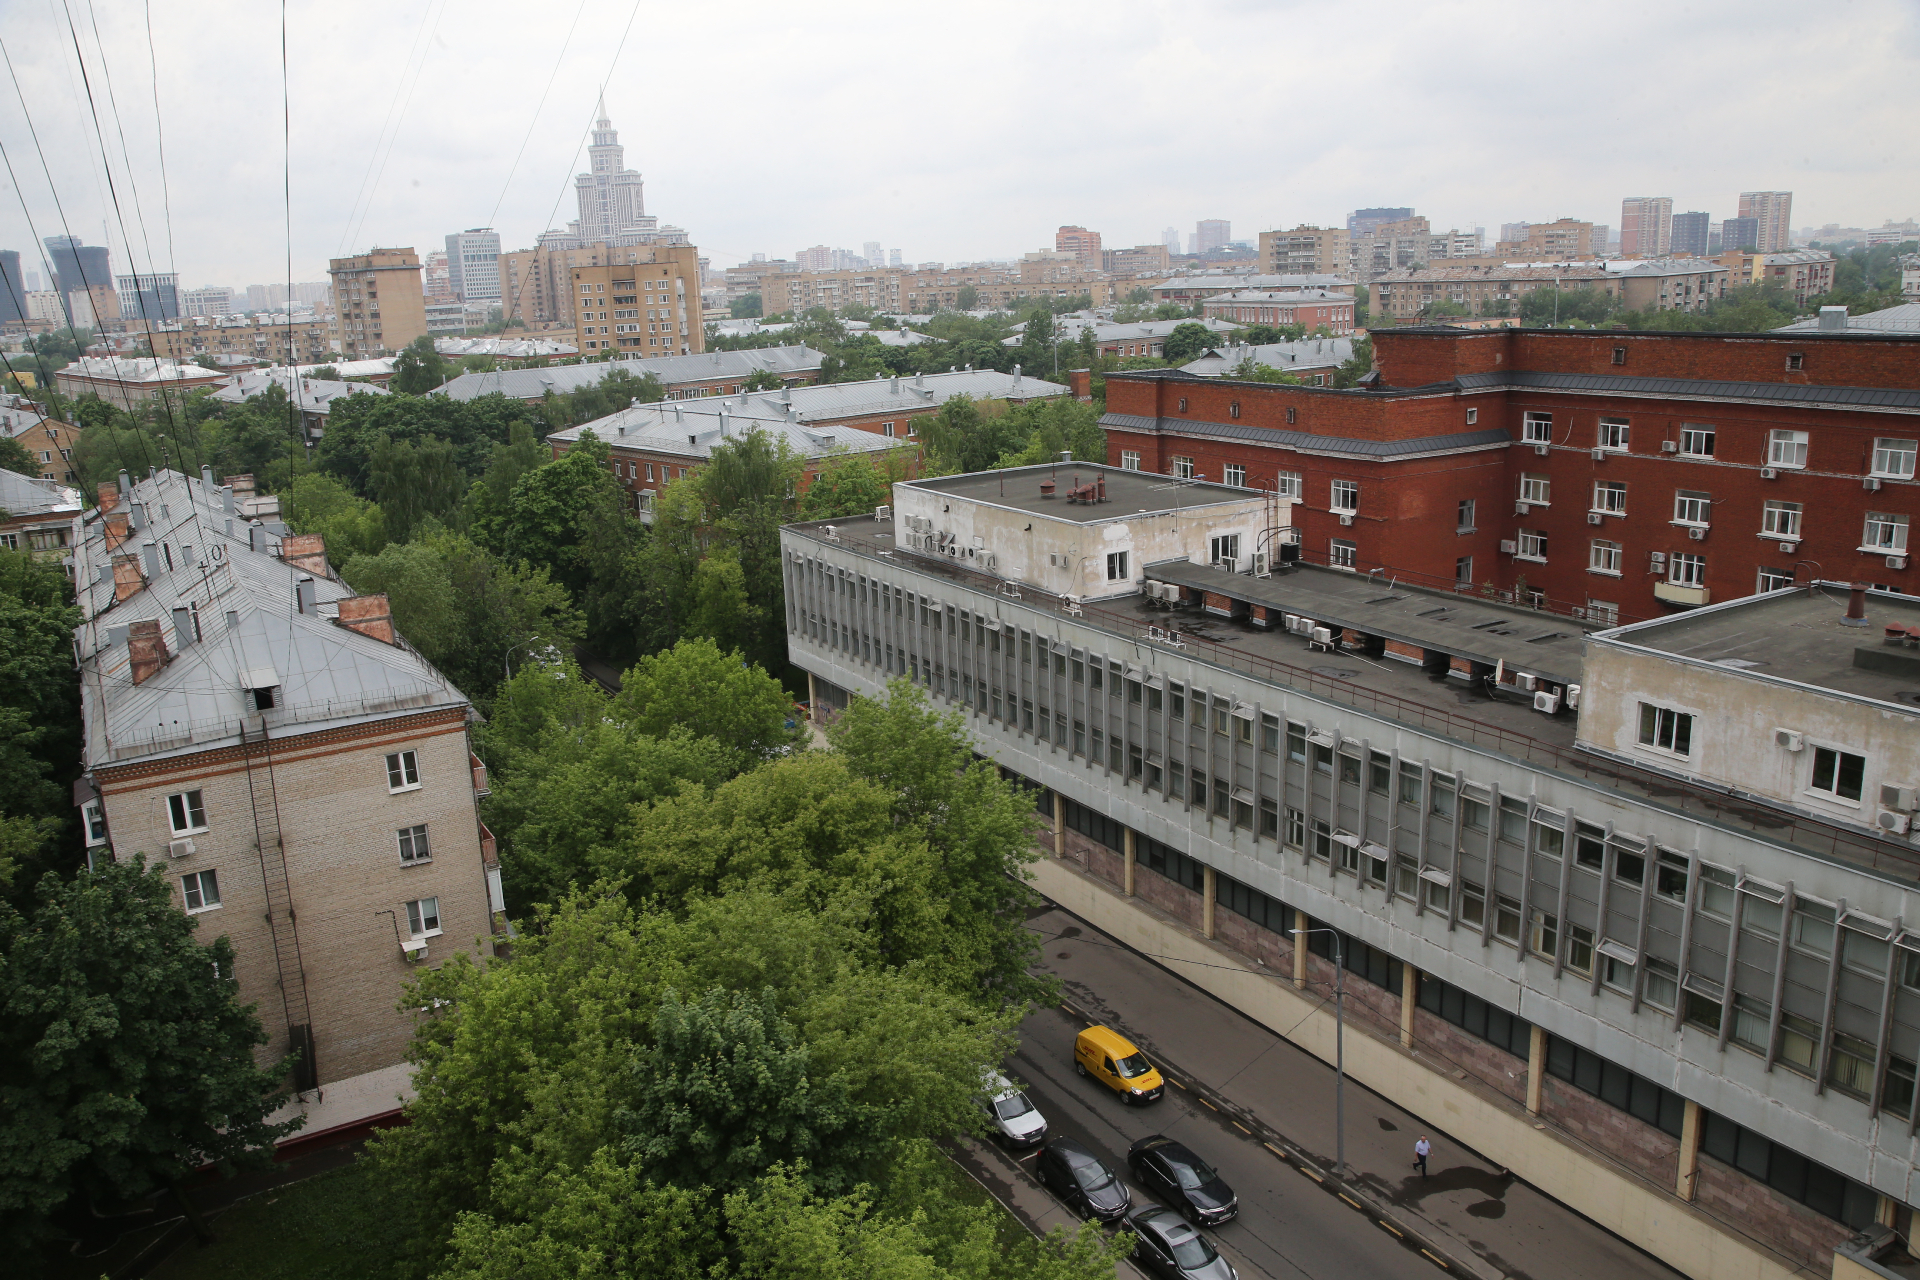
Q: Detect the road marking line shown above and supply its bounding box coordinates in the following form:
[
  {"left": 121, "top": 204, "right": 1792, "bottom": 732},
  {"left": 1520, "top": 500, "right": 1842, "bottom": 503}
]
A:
[
  {"left": 1167, "top": 1078, "right": 1186, "bottom": 1089},
  {"left": 1263, "top": 1142, "right": 1287, "bottom": 1160},
  {"left": 1300, "top": 1167, "right": 1323, "bottom": 1183},
  {"left": 1196, "top": 1097, "right": 1217, "bottom": 1110},
  {"left": 1231, "top": 1121, "right": 1250, "bottom": 1134},
  {"left": 1339, "top": 1193, "right": 1364, "bottom": 1211},
  {"left": 1378, "top": 1221, "right": 1403, "bottom": 1238},
  {"left": 1420, "top": 1248, "right": 1448, "bottom": 1268}
]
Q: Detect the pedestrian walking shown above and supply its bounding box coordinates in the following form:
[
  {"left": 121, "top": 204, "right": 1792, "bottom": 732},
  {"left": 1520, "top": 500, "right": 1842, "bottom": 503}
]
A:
[{"left": 1413, "top": 1136, "right": 1431, "bottom": 1177}]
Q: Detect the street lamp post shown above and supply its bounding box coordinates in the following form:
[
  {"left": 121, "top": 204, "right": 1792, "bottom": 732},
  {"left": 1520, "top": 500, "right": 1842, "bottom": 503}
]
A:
[
  {"left": 503, "top": 637, "right": 545, "bottom": 685},
  {"left": 1290, "top": 926, "right": 1348, "bottom": 1177}
]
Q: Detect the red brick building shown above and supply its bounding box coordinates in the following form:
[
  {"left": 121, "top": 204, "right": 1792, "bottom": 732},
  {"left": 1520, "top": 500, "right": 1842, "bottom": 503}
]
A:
[{"left": 1099, "top": 325, "right": 1920, "bottom": 625}]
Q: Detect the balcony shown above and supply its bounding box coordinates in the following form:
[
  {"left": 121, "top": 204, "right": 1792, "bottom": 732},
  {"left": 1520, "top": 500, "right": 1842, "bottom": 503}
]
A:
[
  {"left": 479, "top": 821, "right": 496, "bottom": 862},
  {"left": 1653, "top": 582, "right": 1710, "bottom": 608},
  {"left": 470, "top": 752, "right": 490, "bottom": 797}
]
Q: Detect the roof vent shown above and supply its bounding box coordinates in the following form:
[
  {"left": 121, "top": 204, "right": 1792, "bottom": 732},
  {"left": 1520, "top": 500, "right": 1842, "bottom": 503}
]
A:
[{"left": 1817, "top": 306, "right": 1848, "bottom": 332}]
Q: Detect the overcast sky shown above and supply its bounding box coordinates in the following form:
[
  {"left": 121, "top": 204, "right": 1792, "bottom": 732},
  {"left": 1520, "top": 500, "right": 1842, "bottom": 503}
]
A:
[{"left": 2, "top": 0, "right": 1917, "bottom": 289}]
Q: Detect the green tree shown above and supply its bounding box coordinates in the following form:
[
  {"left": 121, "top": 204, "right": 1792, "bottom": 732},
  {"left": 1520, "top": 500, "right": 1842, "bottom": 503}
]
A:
[
  {"left": 463, "top": 420, "right": 550, "bottom": 554},
  {"left": 1161, "top": 321, "right": 1213, "bottom": 363},
  {"left": 0, "top": 550, "right": 81, "bottom": 897},
  {"left": 1227, "top": 358, "right": 1303, "bottom": 383},
  {"left": 0, "top": 857, "right": 300, "bottom": 1252},
  {"left": 953, "top": 285, "right": 979, "bottom": 312},
  {"left": 391, "top": 335, "right": 457, "bottom": 394},
  {"left": 370, "top": 433, "right": 468, "bottom": 542},
  {"left": 742, "top": 369, "right": 783, "bottom": 392},
  {"left": 731, "top": 293, "right": 763, "bottom": 319},
  {"left": 281, "top": 472, "right": 390, "bottom": 564},
  {"left": 319, "top": 391, "right": 541, "bottom": 495},
  {"left": 1332, "top": 335, "right": 1375, "bottom": 388},
  {"left": 799, "top": 452, "right": 894, "bottom": 520},
  {"left": 0, "top": 437, "right": 36, "bottom": 476},
  {"left": 611, "top": 636, "right": 804, "bottom": 764},
  {"left": 1519, "top": 287, "right": 1619, "bottom": 326}
]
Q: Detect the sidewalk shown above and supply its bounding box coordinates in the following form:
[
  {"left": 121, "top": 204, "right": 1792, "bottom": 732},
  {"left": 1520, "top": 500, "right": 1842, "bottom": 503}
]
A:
[{"left": 1026, "top": 860, "right": 1814, "bottom": 1280}]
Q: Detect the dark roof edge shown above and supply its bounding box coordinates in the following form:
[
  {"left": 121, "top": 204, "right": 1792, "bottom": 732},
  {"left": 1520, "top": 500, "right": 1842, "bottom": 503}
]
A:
[{"left": 1373, "top": 323, "right": 1920, "bottom": 345}]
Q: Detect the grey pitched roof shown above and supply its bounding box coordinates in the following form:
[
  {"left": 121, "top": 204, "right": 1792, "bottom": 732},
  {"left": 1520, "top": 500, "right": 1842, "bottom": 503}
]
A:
[
  {"left": 0, "top": 468, "right": 80, "bottom": 517},
  {"left": 1453, "top": 369, "right": 1920, "bottom": 413},
  {"left": 1773, "top": 303, "right": 1920, "bottom": 335},
  {"left": 436, "top": 345, "right": 828, "bottom": 402},
  {"left": 1099, "top": 411, "right": 1513, "bottom": 458},
  {"left": 1181, "top": 338, "right": 1354, "bottom": 377},
  {"left": 73, "top": 469, "right": 469, "bottom": 767},
  {"left": 210, "top": 369, "right": 391, "bottom": 413}
]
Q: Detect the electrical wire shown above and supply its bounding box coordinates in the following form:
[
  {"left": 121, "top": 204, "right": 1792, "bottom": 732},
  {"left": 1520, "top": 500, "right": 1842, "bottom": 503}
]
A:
[
  {"left": 483, "top": 0, "right": 589, "bottom": 232},
  {"left": 335, "top": 0, "right": 446, "bottom": 257}
]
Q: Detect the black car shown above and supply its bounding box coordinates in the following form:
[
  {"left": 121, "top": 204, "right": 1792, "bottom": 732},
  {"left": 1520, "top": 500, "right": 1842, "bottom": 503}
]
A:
[
  {"left": 1127, "top": 1135, "right": 1238, "bottom": 1226},
  {"left": 1034, "top": 1136, "right": 1132, "bottom": 1222},
  {"left": 1126, "top": 1204, "right": 1237, "bottom": 1280}
]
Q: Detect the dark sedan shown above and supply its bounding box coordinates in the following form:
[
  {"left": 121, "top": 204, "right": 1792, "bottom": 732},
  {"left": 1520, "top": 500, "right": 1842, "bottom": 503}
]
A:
[
  {"left": 1034, "top": 1136, "right": 1132, "bottom": 1222},
  {"left": 1127, "top": 1135, "right": 1238, "bottom": 1226},
  {"left": 1127, "top": 1204, "right": 1238, "bottom": 1280}
]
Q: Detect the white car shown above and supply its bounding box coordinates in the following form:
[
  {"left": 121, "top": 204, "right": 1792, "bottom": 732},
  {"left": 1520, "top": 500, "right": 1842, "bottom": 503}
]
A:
[{"left": 980, "top": 1070, "right": 1048, "bottom": 1147}]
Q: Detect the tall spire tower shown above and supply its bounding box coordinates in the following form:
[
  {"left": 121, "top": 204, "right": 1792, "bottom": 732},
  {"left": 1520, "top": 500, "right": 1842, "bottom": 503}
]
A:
[{"left": 574, "top": 94, "right": 647, "bottom": 243}]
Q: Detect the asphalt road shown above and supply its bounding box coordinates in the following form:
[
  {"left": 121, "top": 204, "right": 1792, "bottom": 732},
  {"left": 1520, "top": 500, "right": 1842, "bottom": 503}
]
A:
[{"left": 1006, "top": 1002, "right": 1442, "bottom": 1280}]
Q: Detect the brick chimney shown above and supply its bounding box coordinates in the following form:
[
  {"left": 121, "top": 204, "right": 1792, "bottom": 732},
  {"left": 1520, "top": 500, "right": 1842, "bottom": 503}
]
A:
[
  {"left": 336, "top": 594, "right": 396, "bottom": 644},
  {"left": 103, "top": 513, "right": 131, "bottom": 551},
  {"left": 96, "top": 481, "right": 120, "bottom": 514},
  {"left": 127, "top": 618, "right": 169, "bottom": 685},
  {"left": 226, "top": 473, "right": 256, "bottom": 498},
  {"left": 280, "top": 532, "right": 328, "bottom": 577},
  {"left": 111, "top": 553, "right": 145, "bottom": 602}
]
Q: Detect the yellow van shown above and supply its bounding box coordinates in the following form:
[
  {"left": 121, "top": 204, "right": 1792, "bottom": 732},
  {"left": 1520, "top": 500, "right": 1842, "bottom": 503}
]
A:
[{"left": 1074, "top": 1025, "right": 1165, "bottom": 1104}]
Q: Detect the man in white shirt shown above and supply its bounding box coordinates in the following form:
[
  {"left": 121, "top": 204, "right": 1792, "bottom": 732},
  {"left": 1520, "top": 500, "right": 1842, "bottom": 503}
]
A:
[{"left": 1413, "top": 1136, "right": 1431, "bottom": 1177}]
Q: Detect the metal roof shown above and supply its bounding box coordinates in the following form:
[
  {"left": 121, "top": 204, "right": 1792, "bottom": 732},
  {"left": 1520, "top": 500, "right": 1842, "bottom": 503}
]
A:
[
  {"left": 1099, "top": 411, "right": 1513, "bottom": 459},
  {"left": 0, "top": 469, "right": 80, "bottom": 517},
  {"left": 72, "top": 469, "right": 469, "bottom": 767},
  {"left": 209, "top": 369, "right": 391, "bottom": 413},
  {"left": 1773, "top": 303, "right": 1920, "bottom": 336},
  {"left": 1454, "top": 369, "right": 1920, "bottom": 413},
  {"left": 435, "top": 345, "right": 827, "bottom": 402},
  {"left": 1181, "top": 338, "right": 1354, "bottom": 377}
]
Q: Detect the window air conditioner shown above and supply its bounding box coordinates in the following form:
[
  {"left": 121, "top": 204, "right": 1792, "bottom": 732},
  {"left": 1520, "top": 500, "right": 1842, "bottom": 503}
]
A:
[
  {"left": 1588, "top": 512, "right": 1604, "bottom": 525},
  {"left": 1533, "top": 691, "right": 1562, "bottom": 714},
  {"left": 1514, "top": 673, "right": 1538, "bottom": 692},
  {"left": 1889, "top": 556, "right": 1909, "bottom": 570},
  {"left": 167, "top": 838, "right": 195, "bottom": 858},
  {"left": 1338, "top": 513, "right": 1355, "bottom": 527},
  {"left": 1499, "top": 539, "right": 1518, "bottom": 554},
  {"left": 1774, "top": 729, "right": 1805, "bottom": 752},
  {"left": 1687, "top": 526, "right": 1707, "bottom": 541},
  {"left": 1878, "top": 811, "right": 1913, "bottom": 835},
  {"left": 1880, "top": 785, "right": 1919, "bottom": 811},
  {"left": 1760, "top": 468, "right": 1779, "bottom": 480},
  {"left": 1661, "top": 440, "right": 1678, "bottom": 453},
  {"left": 1865, "top": 478, "right": 1882, "bottom": 491}
]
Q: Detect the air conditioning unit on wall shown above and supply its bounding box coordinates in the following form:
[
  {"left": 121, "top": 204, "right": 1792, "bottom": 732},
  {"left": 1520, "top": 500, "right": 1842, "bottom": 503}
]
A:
[
  {"left": 167, "top": 838, "right": 195, "bottom": 859},
  {"left": 1587, "top": 512, "right": 1604, "bottom": 525}
]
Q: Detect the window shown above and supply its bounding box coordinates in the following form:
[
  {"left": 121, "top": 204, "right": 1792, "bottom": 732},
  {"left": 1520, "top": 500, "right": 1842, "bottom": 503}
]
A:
[
  {"left": 1699, "top": 865, "right": 1736, "bottom": 917},
  {"left": 1121, "top": 450, "right": 1141, "bottom": 470},
  {"left": 1522, "top": 411, "right": 1552, "bottom": 443},
  {"left": 1778, "top": 1012, "right": 1820, "bottom": 1073},
  {"left": 1785, "top": 351, "right": 1805, "bottom": 371},
  {"left": 1602, "top": 952, "right": 1635, "bottom": 994},
  {"left": 1637, "top": 703, "right": 1694, "bottom": 756},
  {"left": 1599, "top": 418, "right": 1630, "bottom": 451},
  {"left": 1672, "top": 490, "right": 1712, "bottom": 526},
  {"left": 1209, "top": 534, "right": 1240, "bottom": 565},
  {"left": 1229, "top": 401, "right": 1241, "bottom": 419},
  {"left": 1465, "top": 407, "right": 1478, "bottom": 424},
  {"left": 1592, "top": 480, "right": 1626, "bottom": 514},
  {"left": 386, "top": 750, "right": 420, "bottom": 791},
  {"left": 1456, "top": 498, "right": 1476, "bottom": 531},
  {"left": 1680, "top": 424, "right": 1716, "bottom": 457},
  {"left": 1330, "top": 479, "right": 1358, "bottom": 513},
  {"left": 1454, "top": 556, "right": 1472, "bottom": 584},
  {"left": 1873, "top": 438, "right": 1918, "bottom": 479},
  {"left": 1566, "top": 924, "right": 1595, "bottom": 975},
  {"left": 1546, "top": 1037, "right": 1685, "bottom": 1138},
  {"left": 1768, "top": 429, "right": 1808, "bottom": 468},
  {"left": 1589, "top": 539, "right": 1622, "bottom": 575},
  {"left": 1586, "top": 599, "right": 1619, "bottom": 626},
  {"left": 168, "top": 789, "right": 207, "bottom": 835},
  {"left": 1762, "top": 500, "right": 1802, "bottom": 540},
  {"left": 1844, "top": 929, "right": 1890, "bottom": 976},
  {"left": 1105, "top": 551, "right": 1130, "bottom": 581},
  {"left": 1531, "top": 910, "right": 1559, "bottom": 957},
  {"left": 83, "top": 798, "right": 107, "bottom": 846},
  {"left": 1223, "top": 463, "right": 1246, "bottom": 486},
  {"left": 1610, "top": 346, "right": 1626, "bottom": 366},
  {"left": 1864, "top": 512, "right": 1909, "bottom": 553},
  {"left": 1369, "top": 751, "right": 1392, "bottom": 795},
  {"left": 1793, "top": 898, "right": 1836, "bottom": 955},
  {"left": 1668, "top": 552, "right": 1706, "bottom": 587},
  {"left": 397, "top": 824, "right": 431, "bottom": 863},
  {"left": 1285, "top": 807, "right": 1305, "bottom": 848},
  {"left": 406, "top": 896, "right": 442, "bottom": 938},
  {"left": 1329, "top": 539, "right": 1356, "bottom": 569},
  {"left": 1171, "top": 456, "right": 1194, "bottom": 479},
  {"left": 1275, "top": 471, "right": 1302, "bottom": 499},
  {"left": 1519, "top": 474, "right": 1550, "bottom": 505},
  {"left": 1810, "top": 747, "right": 1866, "bottom": 802},
  {"left": 1398, "top": 762, "right": 1423, "bottom": 808},
  {"left": 1517, "top": 530, "right": 1547, "bottom": 561},
  {"left": 1495, "top": 896, "right": 1522, "bottom": 943},
  {"left": 181, "top": 869, "right": 221, "bottom": 913},
  {"left": 1644, "top": 957, "right": 1679, "bottom": 1010}
]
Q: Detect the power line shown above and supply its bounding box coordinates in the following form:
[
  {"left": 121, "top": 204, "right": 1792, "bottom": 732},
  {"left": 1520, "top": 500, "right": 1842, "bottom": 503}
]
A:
[
  {"left": 483, "top": 0, "right": 590, "bottom": 232},
  {"left": 338, "top": 0, "right": 448, "bottom": 257}
]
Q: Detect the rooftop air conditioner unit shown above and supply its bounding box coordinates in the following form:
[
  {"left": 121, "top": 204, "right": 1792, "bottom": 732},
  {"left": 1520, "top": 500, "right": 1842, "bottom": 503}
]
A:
[
  {"left": 1774, "top": 729, "right": 1805, "bottom": 752},
  {"left": 1687, "top": 525, "right": 1707, "bottom": 541},
  {"left": 875, "top": 504, "right": 891, "bottom": 521},
  {"left": 1338, "top": 513, "right": 1355, "bottom": 527},
  {"left": 1880, "top": 785, "right": 1919, "bottom": 811},
  {"left": 1234, "top": 554, "right": 1253, "bottom": 574},
  {"left": 1514, "top": 673, "right": 1538, "bottom": 693},
  {"left": 167, "top": 837, "right": 195, "bottom": 859},
  {"left": 1253, "top": 551, "right": 1270, "bottom": 577},
  {"left": 982, "top": 552, "right": 997, "bottom": 570},
  {"left": 1588, "top": 512, "right": 1604, "bottom": 525},
  {"left": 1888, "top": 556, "right": 1909, "bottom": 570},
  {"left": 1499, "top": 539, "right": 1518, "bottom": 554},
  {"left": 1288, "top": 615, "right": 1312, "bottom": 636},
  {"left": 1310, "top": 626, "right": 1335, "bottom": 646},
  {"left": 1564, "top": 683, "right": 1582, "bottom": 709},
  {"left": 1760, "top": 468, "right": 1779, "bottom": 480},
  {"left": 1879, "top": 811, "right": 1913, "bottom": 835},
  {"left": 1866, "top": 478, "right": 1883, "bottom": 492},
  {"left": 1533, "top": 690, "right": 1562, "bottom": 714},
  {"left": 1661, "top": 440, "right": 1678, "bottom": 453}
]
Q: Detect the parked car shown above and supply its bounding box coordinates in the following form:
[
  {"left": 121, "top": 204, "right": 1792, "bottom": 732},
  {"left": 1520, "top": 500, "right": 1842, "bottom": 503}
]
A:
[
  {"left": 977, "top": 1070, "right": 1048, "bottom": 1147},
  {"left": 1126, "top": 1204, "right": 1238, "bottom": 1280},
  {"left": 1035, "top": 1136, "right": 1131, "bottom": 1222},
  {"left": 1074, "top": 1024, "right": 1164, "bottom": 1104},
  {"left": 1127, "top": 1135, "right": 1237, "bottom": 1225}
]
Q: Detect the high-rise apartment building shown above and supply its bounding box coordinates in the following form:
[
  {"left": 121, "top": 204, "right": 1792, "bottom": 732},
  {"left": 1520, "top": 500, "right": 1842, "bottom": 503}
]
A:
[
  {"left": 44, "top": 235, "right": 117, "bottom": 329},
  {"left": 1259, "top": 225, "right": 1351, "bottom": 277},
  {"left": 423, "top": 250, "right": 453, "bottom": 302},
  {"left": 1494, "top": 219, "right": 1598, "bottom": 259},
  {"left": 327, "top": 247, "right": 427, "bottom": 358},
  {"left": 1722, "top": 216, "right": 1761, "bottom": 253},
  {"left": 1348, "top": 206, "right": 1414, "bottom": 237},
  {"left": 444, "top": 228, "right": 502, "bottom": 305},
  {"left": 1668, "top": 212, "right": 1710, "bottom": 257},
  {"left": 1738, "top": 191, "right": 1795, "bottom": 253},
  {"left": 182, "top": 286, "right": 234, "bottom": 318},
  {"left": 498, "top": 241, "right": 703, "bottom": 356},
  {"left": 796, "top": 246, "right": 834, "bottom": 273},
  {"left": 1195, "top": 220, "right": 1232, "bottom": 254},
  {"left": 1056, "top": 225, "right": 1104, "bottom": 269},
  {"left": 1620, "top": 196, "right": 1673, "bottom": 257},
  {"left": 863, "top": 241, "right": 882, "bottom": 267},
  {"left": 575, "top": 96, "right": 647, "bottom": 244},
  {"left": 0, "top": 250, "right": 24, "bottom": 325},
  {"left": 115, "top": 272, "right": 182, "bottom": 323},
  {"left": 1163, "top": 226, "right": 1182, "bottom": 255}
]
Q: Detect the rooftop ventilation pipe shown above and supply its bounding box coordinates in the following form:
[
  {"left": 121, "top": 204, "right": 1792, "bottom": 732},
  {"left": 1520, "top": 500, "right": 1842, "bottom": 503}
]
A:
[
  {"left": 129, "top": 501, "right": 147, "bottom": 532},
  {"left": 140, "top": 541, "right": 160, "bottom": 577},
  {"left": 296, "top": 576, "right": 317, "bottom": 614},
  {"left": 248, "top": 521, "right": 268, "bottom": 553},
  {"left": 201, "top": 464, "right": 215, "bottom": 489},
  {"left": 118, "top": 468, "right": 132, "bottom": 495},
  {"left": 1818, "top": 306, "right": 1849, "bottom": 332},
  {"left": 172, "top": 606, "right": 195, "bottom": 649},
  {"left": 221, "top": 485, "right": 235, "bottom": 515},
  {"left": 1844, "top": 582, "right": 1872, "bottom": 627}
]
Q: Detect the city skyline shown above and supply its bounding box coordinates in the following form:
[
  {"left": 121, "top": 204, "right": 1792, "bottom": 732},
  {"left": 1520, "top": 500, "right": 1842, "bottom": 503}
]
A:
[{"left": 0, "top": 1, "right": 1913, "bottom": 287}]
